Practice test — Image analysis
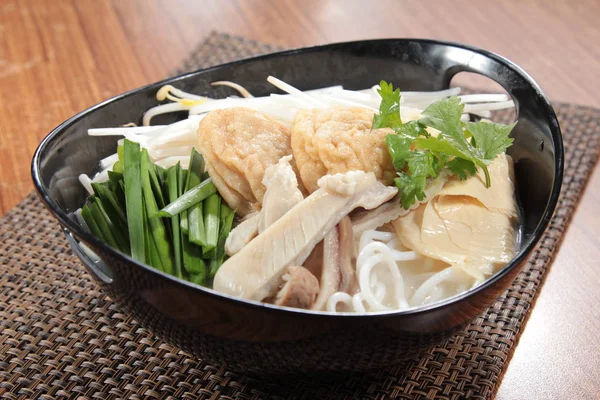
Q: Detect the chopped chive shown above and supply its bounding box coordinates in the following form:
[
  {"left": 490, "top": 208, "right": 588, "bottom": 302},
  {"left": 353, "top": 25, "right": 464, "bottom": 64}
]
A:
[
  {"left": 147, "top": 226, "right": 164, "bottom": 272},
  {"left": 149, "top": 162, "right": 167, "bottom": 210},
  {"left": 180, "top": 169, "right": 189, "bottom": 234},
  {"left": 107, "top": 170, "right": 123, "bottom": 184},
  {"left": 202, "top": 193, "right": 221, "bottom": 253},
  {"left": 117, "top": 144, "right": 124, "bottom": 162},
  {"left": 181, "top": 149, "right": 205, "bottom": 232},
  {"left": 123, "top": 139, "right": 145, "bottom": 263},
  {"left": 91, "top": 182, "right": 127, "bottom": 227},
  {"left": 112, "top": 145, "right": 124, "bottom": 174},
  {"left": 220, "top": 203, "right": 233, "bottom": 219},
  {"left": 187, "top": 150, "right": 206, "bottom": 186},
  {"left": 189, "top": 273, "right": 206, "bottom": 285},
  {"left": 159, "top": 149, "right": 209, "bottom": 218},
  {"left": 157, "top": 178, "right": 217, "bottom": 217},
  {"left": 107, "top": 171, "right": 126, "bottom": 209},
  {"left": 88, "top": 198, "right": 121, "bottom": 251},
  {"left": 180, "top": 210, "right": 189, "bottom": 234},
  {"left": 188, "top": 203, "right": 206, "bottom": 246},
  {"left": 81, "top": 204, "right": 106, "bottom": 243},
  {"left": 166, "top": 164, "right": 183, "bottom": 279},
  {"left": 141, "top": 148, "right": 173, "bottom": 274},
  {"left": 209, "top": 208, "right": 234, "bottom": 278},
  {"left": 178, "top": 164, "right": 205, "bottom": 280},
  {"left": 112, "top": 161, "right": 123, "bottom": 174},
  {"left": 183, "top": 242, "right": 206, "bottom": 275}
]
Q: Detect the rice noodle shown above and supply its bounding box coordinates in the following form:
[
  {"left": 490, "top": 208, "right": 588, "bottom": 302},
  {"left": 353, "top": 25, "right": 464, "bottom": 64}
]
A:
[{"left": 326, "top": 225, "right": 490, "bottom": 313}]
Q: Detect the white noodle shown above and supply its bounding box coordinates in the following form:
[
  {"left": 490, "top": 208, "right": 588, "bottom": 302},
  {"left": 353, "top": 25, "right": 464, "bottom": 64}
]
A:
[
  {"left": 411, "top": 266, "right": 458, "bottom": 306},
  {"left": 326, "top": 292, "right": 353, "bottom": 312}
]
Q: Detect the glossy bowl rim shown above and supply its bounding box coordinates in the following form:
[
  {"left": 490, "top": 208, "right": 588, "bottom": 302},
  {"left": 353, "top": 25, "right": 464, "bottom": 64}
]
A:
[{"left": 31, "top": 38, "right": 564, "bottom": 319}]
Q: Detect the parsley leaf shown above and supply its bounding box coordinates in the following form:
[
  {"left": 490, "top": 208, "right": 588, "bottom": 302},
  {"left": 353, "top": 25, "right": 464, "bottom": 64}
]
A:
[
  {"left": 416, "top": 96, "right": 515, "bottom": 187},
  {"left": 372, "top": 81, "right": 403, "bottom": 130},
  {"left": 373, "top": 81, "right": 516, "bottom": 210},
  {"left": 385, "top": 134, "right": 413, "bottom": 171},
  {"left": 394, "top": 151, "right": 437, "bottom": 209},
  {"left": 447, "top": 158, "right": 477, "bottom": 180},
  {"left": 467, "top": 121, "right": 516, "bottom": 160},
  {"left": 420, "top": 96, "right": 468, "bottom": 149}
]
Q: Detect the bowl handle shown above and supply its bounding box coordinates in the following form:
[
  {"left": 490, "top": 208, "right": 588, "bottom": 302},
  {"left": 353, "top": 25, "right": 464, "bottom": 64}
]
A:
[
  {"left": 63, "top": 228, "right": 114, "bottom": 284},
  {"left": 439, "top": 46, "right": 554, "bottom": 123}
]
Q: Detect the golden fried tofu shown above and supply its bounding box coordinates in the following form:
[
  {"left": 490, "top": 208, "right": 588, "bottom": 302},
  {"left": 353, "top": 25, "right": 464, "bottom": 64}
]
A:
[
  {"left": 290, "top": 107, "right": 395, "bottom": 193},
  {"left": 197, "top": 108, "right": 292, "bottom": 216}
]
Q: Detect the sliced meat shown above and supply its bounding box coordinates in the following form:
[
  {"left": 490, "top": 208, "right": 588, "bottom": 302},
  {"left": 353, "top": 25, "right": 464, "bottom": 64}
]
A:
[
  {"left": 197, "top": 107, "right": 292, "bottom": 216},
  {"left": 224, "top": 213, "right": 259, "bottom": 256},
  {"left": 351, "top": 171, "right": 448, "bottom": 236},
  {"left": 311, "top": 216, "right": 357, "bottom": 311},
  {"left": 224, "top": 155, "right": 303, "bottom": 256},
  {"left": 213, "top": 170, "right": 398, "bottom": 301},
  {"left": 257, "top": 155, "right": 304, "bottom": 232},
  {"left": 272, "top": 266, "right": 320, "bottom": 309},
  {"left": 291, "top": 106, "right": 396, "bottom": 193},
  {"left": 351, "top": 198, "right": 408, "bottom": 237}
]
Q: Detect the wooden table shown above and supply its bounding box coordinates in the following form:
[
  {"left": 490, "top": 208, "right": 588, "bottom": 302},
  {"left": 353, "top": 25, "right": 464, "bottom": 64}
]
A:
[{"left": 1, "top": 0, "right": 599, "bottom": 398}]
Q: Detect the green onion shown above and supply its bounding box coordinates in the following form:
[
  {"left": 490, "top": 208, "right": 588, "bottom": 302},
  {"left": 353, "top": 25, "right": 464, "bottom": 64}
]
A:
[
  {"left": 81, "top": 203, "right": 105, "bottom": 242},
  {"left": 88, "top": 198, "right": 122, "bottom": 251},
  {"left": 189, "top": 273, "right": 206, "bottom": 285},
  {"left": 188, "top": 205, "right": 206, "bottom": 246},
  {"left": 83, "top": 142, "right": 234, "bottom": 286},
  {"left": 180, "top": 149, "right": 205, "bottom": 235},
  {"left": 107, "top": 170, "right": 123, "bottom": 184},
  {"left": 158, "top": 178, "right": 216, "bottom": 217},
  {"left": 180, "top": 210, "right": 189, "bottom": 234},
  {"left": 107, "top": 171, "right": 126, "bottom": 208},
  {"left": 202, "top": 193, "right": 221, "bottom": 253},
  {"left": 141, "top": 148, "right": 173, "bottom": 274},
  {"left": 91, "top": 182, "right": 126, "bottom": 227},
  {"left": 123, "top": 139, "right": 145, "bottom": 263},
  {"left": 209, "top": 204, "right": 235, "bottom": 278},
  {"left": 112, "top": 161, "right": 123, "bottom": 174},
  {"left": 166, "top": 163, "right": 183, "bottom": 279},
  {"left": 149, "top": 162, "right": 167, "bottom": 210}
]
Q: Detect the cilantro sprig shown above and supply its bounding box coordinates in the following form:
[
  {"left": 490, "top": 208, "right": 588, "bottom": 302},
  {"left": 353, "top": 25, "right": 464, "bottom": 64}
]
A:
[{"left": 373, "top": 81, "right": 515, "bottom": 209}]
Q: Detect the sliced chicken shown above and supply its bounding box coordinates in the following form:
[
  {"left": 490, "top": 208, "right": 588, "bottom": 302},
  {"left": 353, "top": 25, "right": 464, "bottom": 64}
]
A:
[
  {"left": 224, "top": 155, "right": 303, "bottom": 256},
  {"left": 272, "top": 266, "right": 320, "bottom": 309},
  {"left": 291, "top": 106, "right": 396, "bottom": 193},
  {"left": 197, "top": 107, "right": 293, "bottom": 216},
  {"left": 224, "top": 213, "right": 259, "bottom": 256},
  {"left": 351, "top": 172, "right": 448, "bottom": 236},
  {"left": 311, "top": 216, "right": 357, "bottom": 311},
  {"left": 213, "top": 170, "right": 398, "bottom": 301},
  {"left": 257, "top": 155, "right": 304, "bottom": 232},
  {"left": 351, "top": 199, "right": 409, "bottom": 237},
  {"left": 392, "top": 154, "right": 517, "bottom": 266}
]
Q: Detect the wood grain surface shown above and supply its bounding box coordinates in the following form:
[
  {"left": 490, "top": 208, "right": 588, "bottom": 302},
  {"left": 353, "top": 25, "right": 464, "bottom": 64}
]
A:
[{"left": 1, "top": 0, "right": 599, "bottom": 398}]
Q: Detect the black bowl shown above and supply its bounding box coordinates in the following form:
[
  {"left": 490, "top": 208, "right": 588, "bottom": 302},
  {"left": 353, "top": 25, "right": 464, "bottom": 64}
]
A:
[{"left": 32, "top": 39, "right": 563, "bottom": 375}]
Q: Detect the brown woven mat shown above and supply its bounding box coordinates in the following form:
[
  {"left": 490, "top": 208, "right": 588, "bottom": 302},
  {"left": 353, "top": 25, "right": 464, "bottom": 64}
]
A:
[{"left": 1, "top": 32, "right": 599, "bottom": 400}]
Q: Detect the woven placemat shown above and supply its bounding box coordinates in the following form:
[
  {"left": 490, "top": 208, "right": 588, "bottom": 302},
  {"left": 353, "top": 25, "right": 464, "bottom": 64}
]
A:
[{"left": 1, "top": 32, "right": 599, "bottom": 400}]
